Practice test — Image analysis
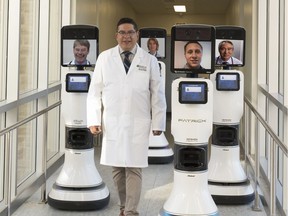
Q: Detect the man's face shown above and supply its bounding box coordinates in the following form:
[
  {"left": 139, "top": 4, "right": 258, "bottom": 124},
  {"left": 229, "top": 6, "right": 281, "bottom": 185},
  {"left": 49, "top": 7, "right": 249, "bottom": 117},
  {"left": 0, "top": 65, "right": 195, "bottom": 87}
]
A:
[
  {"left": 116, "top": 23, "right": 139, "bottom": 51},
  {"left": 73, "top": 44, "right": 89, "bottom": 64},
  {"left": 219, "top": 42, "right": 234, "bottom": 61},
  {"left": 184, "top": 43, "right": 203, "bottom": 69}
]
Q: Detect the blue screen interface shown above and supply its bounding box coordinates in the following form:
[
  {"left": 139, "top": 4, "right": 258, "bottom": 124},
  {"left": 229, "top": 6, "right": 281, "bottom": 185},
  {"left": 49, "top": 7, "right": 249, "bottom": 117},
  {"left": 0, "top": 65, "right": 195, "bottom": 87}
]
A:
[
  {"left": 216, "top": 73, "right": 239, "bottom": 91},
  {"left": 66, "top": 74, "right": 90, "bottom": 92},
  {"left": 179, "top": 82, "right": 207, "bottom": 104}
]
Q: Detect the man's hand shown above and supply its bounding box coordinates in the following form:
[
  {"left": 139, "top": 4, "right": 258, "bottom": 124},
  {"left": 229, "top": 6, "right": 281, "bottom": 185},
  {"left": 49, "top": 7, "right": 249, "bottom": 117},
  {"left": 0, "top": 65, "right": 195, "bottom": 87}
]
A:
[
  {"left": 89, "top": 125, "right": 102, "bottom": 135},
  {"left": 152, "top": 130, "right": 162, "bottom": 136}
]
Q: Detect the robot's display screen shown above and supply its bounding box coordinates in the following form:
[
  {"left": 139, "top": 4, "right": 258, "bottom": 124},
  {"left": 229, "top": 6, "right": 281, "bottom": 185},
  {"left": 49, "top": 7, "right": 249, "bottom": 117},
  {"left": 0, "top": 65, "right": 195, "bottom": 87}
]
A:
[
  {"left": 171, "top": 25, "right": 215, "bottom": 74},
  {"left": 179, "top": 81, "right": 208, "bottom": 104},
  {"left": 215, "top": 26, "right": 246, "bottom": 67},
  {"left": 62, "top": 39, "right": 97, "bottom": 67},
  {"left": 61, "top": 25, "right": 99, "bottom": 67},
  {"left": 66, "top": 73, "right": 91, "bottom": 92},
  {"left": 216, "top": 72, "right": 240, "bottom": 91},
  {"left": 139, "top": 28, "right": 166, "bottom": 59}
]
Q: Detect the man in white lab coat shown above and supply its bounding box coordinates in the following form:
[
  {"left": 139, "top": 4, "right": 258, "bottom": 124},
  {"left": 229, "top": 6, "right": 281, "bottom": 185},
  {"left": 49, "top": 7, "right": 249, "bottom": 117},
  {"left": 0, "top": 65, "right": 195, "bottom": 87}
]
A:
[{"left": 87, "top": 17, "right": 166, "bottom": 216}]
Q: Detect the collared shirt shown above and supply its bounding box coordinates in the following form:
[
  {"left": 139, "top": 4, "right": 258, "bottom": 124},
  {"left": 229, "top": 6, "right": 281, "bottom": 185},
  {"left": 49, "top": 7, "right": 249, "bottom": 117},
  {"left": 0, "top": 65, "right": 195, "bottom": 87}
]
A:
[
  {"left": 119, "top": 46, "right": 137, "bottom": 62},
  {"left": 68, "top": 59, "right": 91, "bottom": 66},
  {"left": 215, "top": 56, "right": 242, "bottom": 65}
]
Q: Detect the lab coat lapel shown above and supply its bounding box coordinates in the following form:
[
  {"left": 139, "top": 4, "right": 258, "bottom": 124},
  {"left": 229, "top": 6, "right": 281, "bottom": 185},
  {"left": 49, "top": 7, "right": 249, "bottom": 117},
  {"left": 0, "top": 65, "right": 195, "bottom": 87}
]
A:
[
  {"left": 111, "top": 47, "right": 127, "bottom": 75},
  {"left": 110, "top": 45, "right": 143, "bottom": 76},
  {"left": 128, "top": 47, "right": 143, "bottom": 75}
]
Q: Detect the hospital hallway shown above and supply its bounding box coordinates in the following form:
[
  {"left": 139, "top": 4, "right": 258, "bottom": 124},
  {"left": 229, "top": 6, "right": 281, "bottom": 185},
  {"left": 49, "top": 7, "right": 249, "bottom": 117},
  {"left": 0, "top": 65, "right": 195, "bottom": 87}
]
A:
[
  {"left": 0, "top": 1, "right": 287, "bottom": 216},
  {"left": 12, "top": 114, "right": 269, "bottom": 216}
]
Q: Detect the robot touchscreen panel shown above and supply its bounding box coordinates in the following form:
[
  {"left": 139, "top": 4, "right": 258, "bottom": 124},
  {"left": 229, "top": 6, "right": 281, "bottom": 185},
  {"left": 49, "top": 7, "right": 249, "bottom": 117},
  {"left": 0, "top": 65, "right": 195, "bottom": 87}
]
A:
[
  {"left": 179, "top": 81, "right": 208, "bottom": 104},
  {"left": 66, "top": 73, "right": 90, "bottom": 92},
  {"left": 216, "top": 73, "right": 240, "bottom": 91}
]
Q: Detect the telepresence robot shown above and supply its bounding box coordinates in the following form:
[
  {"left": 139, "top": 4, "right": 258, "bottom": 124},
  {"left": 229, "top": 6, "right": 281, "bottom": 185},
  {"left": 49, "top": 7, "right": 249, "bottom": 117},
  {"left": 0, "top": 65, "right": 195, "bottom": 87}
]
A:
[
  {"left": 138, "top": 27, "right": 173, "bottom": 164},
  {"left": 159, "top": 77, "right": 219, "bottom": 216},
  {"left": 208, "top": 69, "right": 254, "bottom": 204},
  {"left": 148, "top": 61, "right": 173, "bottom": 164},
  {"left": 48, "top": 68, "right": 110, "bottom": 210}
]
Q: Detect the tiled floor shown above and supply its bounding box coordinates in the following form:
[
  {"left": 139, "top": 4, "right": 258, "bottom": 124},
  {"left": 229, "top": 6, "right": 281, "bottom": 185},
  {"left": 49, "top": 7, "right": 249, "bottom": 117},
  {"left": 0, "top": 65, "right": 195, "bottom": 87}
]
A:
[
  {"left": 12, "top": 142, "right": 267, "bottom": 216},
  {"left": 12, "top": 114, "right": 268, "bottom": 216}
]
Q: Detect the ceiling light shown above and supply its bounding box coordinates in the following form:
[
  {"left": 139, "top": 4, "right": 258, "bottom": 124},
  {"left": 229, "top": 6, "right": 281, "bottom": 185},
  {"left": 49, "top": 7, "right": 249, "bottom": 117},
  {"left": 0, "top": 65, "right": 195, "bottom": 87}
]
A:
[{"left": 174, "top": 5, "right": 186, "bottom": 12}]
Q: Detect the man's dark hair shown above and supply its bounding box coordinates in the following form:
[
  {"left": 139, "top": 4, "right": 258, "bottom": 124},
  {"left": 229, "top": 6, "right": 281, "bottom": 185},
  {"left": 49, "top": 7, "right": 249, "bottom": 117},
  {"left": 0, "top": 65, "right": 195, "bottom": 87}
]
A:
[
  {"left": 116, "top": 17, "right": 138, "bottom": 31},
  {"left": 184, "top": 41, "right": 203, "bottom": 52}
]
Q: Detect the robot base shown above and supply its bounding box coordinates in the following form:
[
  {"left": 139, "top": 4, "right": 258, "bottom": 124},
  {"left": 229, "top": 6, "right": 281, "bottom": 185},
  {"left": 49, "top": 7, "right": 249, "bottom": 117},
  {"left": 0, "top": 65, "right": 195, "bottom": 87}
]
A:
[
  {"left": 208, "top": 144, "right": 255, "bottom": 204},
  {"left": 148, "top": 130, "right": 174, "bottom": 164},
  {"left": 208, "top": 180, "right": 255, "bottom": 205},
  {"left": 159, "top": 208, "right": 219, "bottom": 216},
  {"left": 148, "top": 147, "right": 174, "bottom": 164},
  {"left": 159, "top": 170, "right": 219, "bottom": 216},
  {"left": 48, "top": 183, "right": 110, "bottom": 210},
  {"left": 48, "top": 148, "right": 110, "bottom": 210},
  {"left": 208, "top": 145, "right": 247, "bottom": 182}
]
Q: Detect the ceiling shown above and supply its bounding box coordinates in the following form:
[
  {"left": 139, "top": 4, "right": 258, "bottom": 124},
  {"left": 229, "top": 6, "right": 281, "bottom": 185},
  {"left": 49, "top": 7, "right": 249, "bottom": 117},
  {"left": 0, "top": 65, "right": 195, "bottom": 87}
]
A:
[{"left": 126, "top": 0, "right": 232, "bottom": 15}]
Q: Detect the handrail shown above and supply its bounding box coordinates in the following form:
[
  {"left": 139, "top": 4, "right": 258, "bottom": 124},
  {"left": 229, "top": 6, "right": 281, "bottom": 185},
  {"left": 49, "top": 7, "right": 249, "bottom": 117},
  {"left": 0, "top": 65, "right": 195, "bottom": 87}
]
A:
[
  {"left": 0, "top": 100, "right": 61, "bottom": 216},
  {"left": 244, "top": 97, "right": 287, "bottom": 156},
  {"left": 244, "top": 96, "right": 287, "bottom": 216},
  {"left": 0, "top": 101, "right": 61, "bottom": 137}
]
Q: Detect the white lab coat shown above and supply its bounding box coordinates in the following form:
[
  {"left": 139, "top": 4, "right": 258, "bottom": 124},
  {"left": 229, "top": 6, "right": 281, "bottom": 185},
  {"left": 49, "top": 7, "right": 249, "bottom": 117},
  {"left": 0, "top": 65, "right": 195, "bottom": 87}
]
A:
[{"left": 87, "top": 44, "right": 166, "bottom": 167}]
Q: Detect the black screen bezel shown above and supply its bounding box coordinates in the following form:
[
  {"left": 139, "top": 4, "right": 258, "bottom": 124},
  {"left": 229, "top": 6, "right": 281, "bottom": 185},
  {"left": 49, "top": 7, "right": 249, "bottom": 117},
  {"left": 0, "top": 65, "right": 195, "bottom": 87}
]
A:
[
  {"left": 215, "top": 26, "right": 246, "bottom": 67},
  {"left": 216, "top": 72, "right": 240, "bottom": 91},
  {"left": 178, "top": 81, "right": 208, "bottom": 104},
  {"left": 61, "top": 25, "right": 99, "bottom": 68},
  {"left": 171, "top": 24, "right": 215, "bottom": 75},
  {"left": 66, "top": 73, "right": 91, "bottom": 93},
  {"left": 139, "top": 28, "right": 166, "bottom": 59}
]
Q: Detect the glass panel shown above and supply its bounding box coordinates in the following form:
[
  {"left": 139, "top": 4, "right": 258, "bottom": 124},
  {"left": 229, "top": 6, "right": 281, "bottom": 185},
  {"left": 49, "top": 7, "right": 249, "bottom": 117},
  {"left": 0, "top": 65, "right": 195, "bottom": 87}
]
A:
[
  {"left": 0, "top": 113, "right": 5, "bottom": 202},
  {"left": 278, "top": 0, "right": 284, "bottom": 95},
  {"left": 0, "top": 0, "right": 8, "bottom": 101},
  {"left": 17, "top": 102, "right": 36, "bottom": 185},
  {"left": 48, "top": 0, "right": 61, "bottom": 84},
  {"left": 278, "top": 109, "right": 284, "bottom": 141},
  {"left": 277, "top": 147, "right": 283, "bottom": 185},
  {"left": 19, "top": 0, "right": 38, "bottom": 94},
  {"left": 47, "top": 92, "right": 60, "bottom": 160}
]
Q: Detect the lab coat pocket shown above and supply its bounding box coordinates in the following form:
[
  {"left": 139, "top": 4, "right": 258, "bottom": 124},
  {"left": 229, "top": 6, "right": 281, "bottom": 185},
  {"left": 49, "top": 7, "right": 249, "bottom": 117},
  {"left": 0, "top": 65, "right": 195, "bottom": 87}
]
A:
[
  {"left": 103, "top": 117, "right": 118, "bottom": 141},
  {"left": 133, "top": 70, "right": 149, "bottom": 91}
]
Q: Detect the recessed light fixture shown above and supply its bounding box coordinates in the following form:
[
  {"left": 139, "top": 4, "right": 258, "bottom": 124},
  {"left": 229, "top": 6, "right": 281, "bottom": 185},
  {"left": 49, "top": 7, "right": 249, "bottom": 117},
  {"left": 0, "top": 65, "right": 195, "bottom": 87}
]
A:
[{"left": 174, "top": 5, "right": 186, "bottom": 12}]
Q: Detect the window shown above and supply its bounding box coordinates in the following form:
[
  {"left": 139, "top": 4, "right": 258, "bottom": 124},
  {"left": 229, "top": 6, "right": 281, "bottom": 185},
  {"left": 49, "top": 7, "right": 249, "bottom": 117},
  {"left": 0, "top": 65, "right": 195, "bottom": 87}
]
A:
[
  {"left": 0, "top": 0, "right": 8, "bottom": 101},
  {"left": 257, "top": 0, "right": 287, "bottom": 213},
  {"left": 47, "top": 92, "right": 60, "bottom": 160},
  {"left": 0, "top": 113, "right": 4, "bottom": 203},
  {"left": 19, "top": 0, "right": 38, "bottom": 94},
  {"left": 48, "top": 0, "right": 62, "bottom": 84},
  {"left": 17, "top": 102, "right": 36, "bottom": 185}
]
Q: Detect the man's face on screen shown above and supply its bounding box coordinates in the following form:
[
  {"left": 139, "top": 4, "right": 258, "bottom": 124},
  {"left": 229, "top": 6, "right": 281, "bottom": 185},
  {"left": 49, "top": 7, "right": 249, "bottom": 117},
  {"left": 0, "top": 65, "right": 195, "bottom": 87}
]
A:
[{"left": 184, "top": 42, "right": 203, "bottom": 69}]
